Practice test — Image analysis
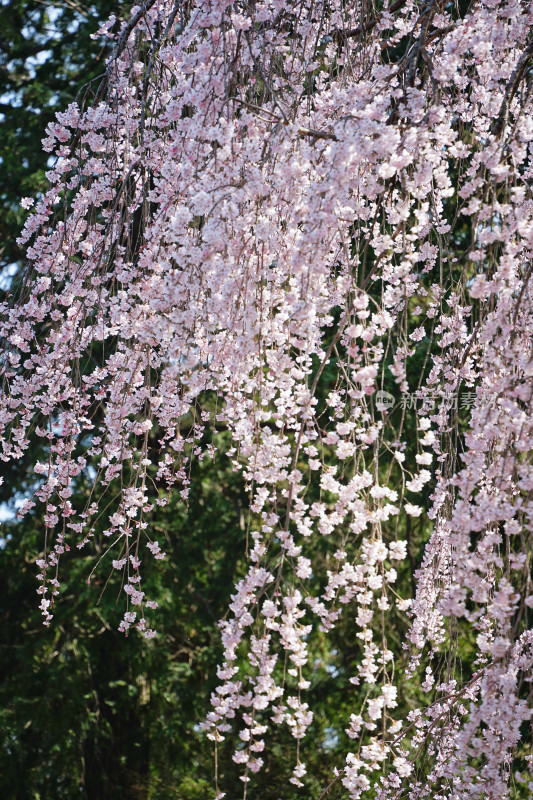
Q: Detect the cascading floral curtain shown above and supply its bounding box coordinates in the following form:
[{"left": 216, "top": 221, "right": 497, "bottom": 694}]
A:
[{"left": 2, "top": 0, "right": 533, "bottom": 796}]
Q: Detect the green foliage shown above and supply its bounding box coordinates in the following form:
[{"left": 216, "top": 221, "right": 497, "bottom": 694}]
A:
[{"left": 0, "top": 443, "right": 247, "bottom": 799}]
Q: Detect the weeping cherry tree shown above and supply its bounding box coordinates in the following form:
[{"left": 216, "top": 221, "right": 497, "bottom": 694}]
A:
[{"left": 2, "top": 0, "right": 533, "bottom": 796}]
